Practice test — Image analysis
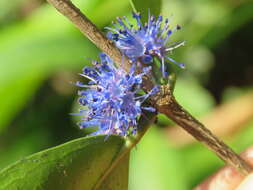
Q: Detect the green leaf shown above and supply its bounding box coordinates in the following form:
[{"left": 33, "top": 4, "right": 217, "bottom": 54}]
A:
[
  {"left": 129, "top": 0, "right": 162, "bottom": 21},
  {"left": 99, "top": 154, "right": 130, "bottom": 190},
  {"left": 0, "top": 126, "right": 51, "bottom": 171},
  {"left": 0, "top": 135, "right": 129, "bottom": 190}
]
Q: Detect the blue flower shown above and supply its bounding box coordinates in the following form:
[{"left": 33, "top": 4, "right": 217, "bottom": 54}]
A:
[
  {"left": 106, "top": 12, "right": 185, "bottom": 77},
  {"left": 75, "top": 53, "right": 158, "bottom": 137}
]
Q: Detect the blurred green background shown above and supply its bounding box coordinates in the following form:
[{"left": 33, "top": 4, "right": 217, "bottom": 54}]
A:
[{"left": 0, "top": 0, "right": 253, "bottom": 189}]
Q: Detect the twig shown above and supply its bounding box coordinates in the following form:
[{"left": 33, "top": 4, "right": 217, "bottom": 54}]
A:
[
  {"left": 167, "top": 91, "right": 253, "bottom": 146},
  {"left": 46, "top": 0, "right": 253, "bottom": 175},
  {"left": 46, "top": 0, "right": 154, "bottom": 92},
  {"left": 47, "top": 0, "right": 130, "bottom": 71},
  {"left": 154, "top": 85, "right": 252, "bottom": 175}
]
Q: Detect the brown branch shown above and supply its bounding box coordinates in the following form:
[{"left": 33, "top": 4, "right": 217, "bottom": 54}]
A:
[
  {"left": 46, "top": 0, "right": 253, "bottom": 175},
  {"left": 47, "top": 0, "right": 130, "bottom": 71},
  {"left": 154, "top": 85, "right": 252, "bottom": 175},
  {"left": 167, "top": 91, "right": 253, "bottom": 146},
  {"left": 46, "top": 0, "right": 155, "bottom": 92}
]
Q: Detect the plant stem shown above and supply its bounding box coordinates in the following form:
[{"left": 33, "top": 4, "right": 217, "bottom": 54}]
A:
[
  {"left": 154, "top": 85, "right": 252, "bottom": 175},
  {"left": 129, "top": 0, "right": 138, "bottom": 13},
  {"left": 47, "top": 0, "right": 130, "bottom": 71},
  {"left": 167, "top": 91, "right": 253, "bottom": 146},
  {"left": 46, "top": 0, "right": 253, "bottom": 175}
]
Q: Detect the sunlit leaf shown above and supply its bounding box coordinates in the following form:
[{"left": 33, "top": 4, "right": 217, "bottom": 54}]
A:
[{"left": 0, "top": 135, "right": 129, "bottom": 190}]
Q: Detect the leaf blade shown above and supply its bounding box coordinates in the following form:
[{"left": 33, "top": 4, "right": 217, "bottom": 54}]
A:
[{"left": 0, "top": 135, "right": 128, "bottom": 190}]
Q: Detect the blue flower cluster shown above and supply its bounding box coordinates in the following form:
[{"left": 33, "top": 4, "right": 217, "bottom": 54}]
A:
[
  {"left": 106, "top": 12, "right": 185, "bottom": 77},
  {"left": 76, "top": 53, "right": 158, "bottom": 137},
  {"left": 75, "top": 12, "right": 184, "bottom": 137}
]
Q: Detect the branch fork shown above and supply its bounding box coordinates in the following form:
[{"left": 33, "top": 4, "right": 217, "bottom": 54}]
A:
[{"left": 46, "top": 0, "right": 252, "bottom": 175}]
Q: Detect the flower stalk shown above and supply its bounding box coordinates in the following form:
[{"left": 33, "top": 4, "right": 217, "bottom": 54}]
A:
[{"left": 47, "top": 0, "right": 252, "bottom": 175}]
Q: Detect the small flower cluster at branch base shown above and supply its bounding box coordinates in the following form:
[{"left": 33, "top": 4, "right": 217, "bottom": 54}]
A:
[
  {"left": 106, "top": 12, "right": 185, "bottom": 77},
  {"left": 75, "top": 53, "right": 159, "bottom": 137}
]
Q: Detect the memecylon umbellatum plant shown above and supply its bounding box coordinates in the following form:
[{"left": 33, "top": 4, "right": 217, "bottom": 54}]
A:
[
  {"left": 46, "top": 0, "right": 253, "bottom": 176},
  {"left": 106, "top": 12, "right": 185, "bottom": 77},
  {"left": 75, "top": 53, "right": 158, "bottom": 137}
]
